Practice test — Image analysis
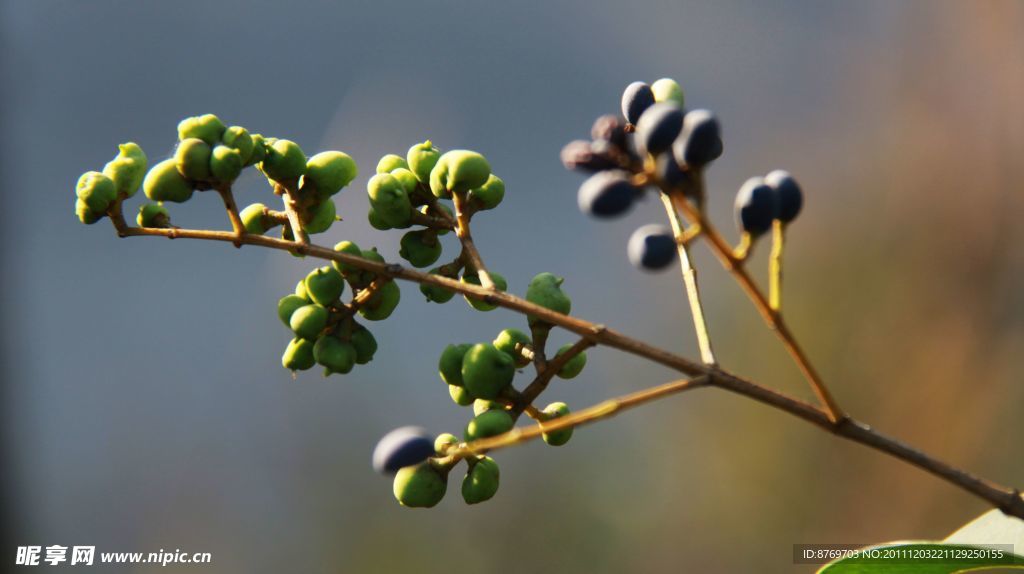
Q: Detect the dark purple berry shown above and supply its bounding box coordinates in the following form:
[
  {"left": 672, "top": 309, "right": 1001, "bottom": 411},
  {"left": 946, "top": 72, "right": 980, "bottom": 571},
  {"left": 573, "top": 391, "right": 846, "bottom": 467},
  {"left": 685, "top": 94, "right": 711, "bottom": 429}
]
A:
[
  {"left": 621, "top": 81, "right": 655, "bottom": 125},
  {"left": 765, "top": 169, "right": 803, "bottom": 224},
  {"left": 635, "top": 103, "right": 684, "bottom": 155},
  {"left": 372, "top": 426, "right": 436, "bottom": 475},
  {"left": 591, "top": 114, "right": 628, "bottom": 149},
  {"left": 628, "top": 224, "right": 677, "bottom": 270},
  {"left": 673, "top": 109, "right": 722, "bottom": 168},
  {"left": 577, "top": 170, "right": 639, "bottom": 218},
  {"left": 560, "top": 140, "right": 616, "bottom": 172},
  {"left": 734, "top": 177, "right": 775, "bottom": 236}
]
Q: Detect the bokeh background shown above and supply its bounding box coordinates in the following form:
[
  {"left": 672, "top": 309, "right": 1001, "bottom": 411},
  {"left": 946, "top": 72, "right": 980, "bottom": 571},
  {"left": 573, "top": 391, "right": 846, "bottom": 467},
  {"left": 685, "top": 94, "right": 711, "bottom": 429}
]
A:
[{"left": 4, "top": 1, "right": 1024, "bottom": 572}]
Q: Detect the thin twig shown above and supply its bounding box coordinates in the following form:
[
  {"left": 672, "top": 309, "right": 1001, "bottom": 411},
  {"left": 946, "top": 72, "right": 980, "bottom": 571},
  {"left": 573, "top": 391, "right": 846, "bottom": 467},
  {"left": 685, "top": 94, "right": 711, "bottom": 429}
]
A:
[
  {"left": 769, "top": 220, "right": 785, "bottom": 312},
  {"left": 659, "top": 192, "right": 717, "bottom": 365},
  {"left": 102, "top": 213, "right": 1024, "bottom": 520},
  {"left": 451, "top": 192, "right": 495, "bottom": 289},
  {"left": 275, "top": 183, "right": 308, "bottom": 245},
  {"left": 215, "top": 186, "right": 245, "bottom": 247},
  {"left": 515, "top": 336, "right": 595, "bottom": 412}
]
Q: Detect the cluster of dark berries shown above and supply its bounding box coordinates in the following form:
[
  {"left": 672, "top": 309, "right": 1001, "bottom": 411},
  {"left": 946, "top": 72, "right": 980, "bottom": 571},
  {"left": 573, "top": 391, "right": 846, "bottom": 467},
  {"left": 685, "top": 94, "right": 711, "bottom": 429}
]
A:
[{"left": 371, "top": 272, "right": 585, "bottom": 507}]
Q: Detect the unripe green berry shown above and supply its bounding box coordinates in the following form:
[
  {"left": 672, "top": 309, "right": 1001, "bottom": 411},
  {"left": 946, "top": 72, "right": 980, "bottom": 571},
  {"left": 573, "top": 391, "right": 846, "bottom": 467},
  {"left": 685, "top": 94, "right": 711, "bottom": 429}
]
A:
[
  {"left": 461, "top": 343, "right": 515, "bottom": 400},
  {"left": 367, "top": 173, "right": 412, "bottom": 228},
  {"left": 303, "top": 151, "right": 357, "bottom": 198},
  {"left": 221, "top": 126, "right": 254, "bottom": 164},
  {"left": 358, "top": 280, "right": 400, "bottom": 321},
  {"left": 407, "top": 140, "right": 441, "bottom": 183},
  {"left": 304, "top": 266, "right": 345, "bottom": 306},
  {"left": 136, "top": 203, "right": 169, "bottom": 228},
  {"left": 461, "top": 271, "right": 507, "bottom": 312},
  {"left": 651, "top": 78, "right": 685, "bottom": 107},
  {"left": 393, "top": 463, "right": 447, "bottom": 508},
  {"left": 295, "top": 279, "right": 310, "bottom": 300},
  {"left": 420, "top": 267, "right": 456, "bottom": 303},
  {"left": 174, "top": 138, "right": 212, "bottom": 181},
  {"left": 472, "top": 399, "right": 505, "bottom": 417},
  {"left": 449, "top": 384, "right": 472, "bottom": 406},
  {"left": 102, "top": 142, "right": 147, "bottom": 197},
  {"left": 389, "top": 167, "right": 420, "bottom": 196},
  {"left": 398, "top": 230, "right": 442, "bottom": 268},
  {"left": 282, "top": 337, "right": 315, "bottom": 371},
  {"left": 493, "top": 328, "right": 531, "bottom": 367},
  {"left": 554, "top": 344, "right": 587, "bottom": 379},
  {"left": 289, "top": 303, "right": 328, "bottom": 339},
  {"left": 541, "top": 402, "right": 573, "bottom": 446},
  {"left": 465, "top": 409, "right": 514, "bottom": 441},
  {"left": 376, "top": 154, "right": 408, "bottom": 174},
  {"left": 367, "top": 207, "right": 392, "bottom": 230},
  {"left": 178, "top": 114, "right": 226, "bottom": 145},
  {"left": 247, "top": 134, "right": 268, "bottom": 166},
  {"left": 331, "top": 240, "right": 362, "bottom": 276},
  {"left": 240, "top": 203, "right": 270, "bottom": 234},
  {"left": 75, "top": 171, "right": 117, "bottom": 214},
  {"left": 439, "top": 343, "right": 472, "bottom": 387},
  {"left": 434, "top": 433, "right": 459, "bottom": 454},
  {"left": 429, "top": 150, "right": 491, "bottom": 198},
  {"left": 462, "top": 456, "right": 499, "bottom": 504},
  {"left": 313, "top": 336, "right": 356, "bottom": 375},
  {"left": 210, "top": 145, "right": 243, "bottom": 183},
  {"left": 525, "top": 272, "right": 572, "bottom": 326},
  {"left": 144, "top": 159, "right": 194, "bottom": 203},
  {"left": 350, "top": 326, "right": 378, "bottom": 364},
  {"left": 75, "top": 199, "right": 102, "bottom": 225},
  {"left": 261, "top": 139, "right": 306, "bottom": 182},
  {"left": 467, "top": 174, "right": 505, "bottom": 211},
  {"left": 277, "top": 294, "right": 308, "bottom": 326},
  {"left": 302, "top": 199, "right": 336, "bottom": 234}
]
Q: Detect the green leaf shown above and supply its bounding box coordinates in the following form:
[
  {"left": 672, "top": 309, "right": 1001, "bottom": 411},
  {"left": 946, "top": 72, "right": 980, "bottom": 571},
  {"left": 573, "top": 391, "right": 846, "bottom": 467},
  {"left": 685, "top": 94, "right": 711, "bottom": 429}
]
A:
[{"left": 817, "top": 542, "right": 1024, "bottom": 573}]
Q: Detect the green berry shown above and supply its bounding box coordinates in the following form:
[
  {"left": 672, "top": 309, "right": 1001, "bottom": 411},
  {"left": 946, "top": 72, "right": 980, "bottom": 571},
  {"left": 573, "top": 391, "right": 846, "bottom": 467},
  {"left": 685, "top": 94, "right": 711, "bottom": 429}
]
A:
[
  {"left": 289, "top": 304, "right": 328, "bottom": 339},
  {"left": 75, "top": 199, "right": 102, "bottom": 225},
  {"left": 467, "top": 174, "right": 504, "bottom": 211},
  {"left": 331, "top": 240, "right": 363, "bottom": 276},
  {"left": 295, "top": 279, "right": 310, "bottom": 300},
  {"left": 144, "top": 159, "right": 194, "bottom": 203},
  {"left": 472, "top": 399, "right": 504, "bottom": 417},
  {"left": 389, "top": 168, "right": 419, "bottom": 196},
  {"left": 525, "top": 272, "right": 571, "bottom": 326},
  {"left": 420, "top": 267, "right": 456, "bottom": 303},
  {"left": 541, "top": 402, "right": 573, "bottom": 446},
  {"left": 464, "top": 409, "right": 514, "bottom": 441},
  {"left": 313, "top": 336, "right": 356, "bottom": 375},
  {"left": 136, "top": 203, "right": 169, "bottom": 228},
  {"left": 393, "top": 463, "right": 447, "bottom": 508},
  {"left": 240, "top": 203, "right": 270, "bottom": 234},
  {"left": 407, "top": 140, "right": 441, "bottom": 183},
  {"left": 75, "top": 171, "right": 117, "bottom": 214},
  {"left": 434, "top": 433, "right": 459, "bottom": 454},
  {"left": 461, "top": 271, "right": 507, "bottom": 312},
  {"left": 376, "top": 154, "right": 408, "bottom": 174},
  {"left": 554, "top": 344, "right": 587, "bottom": 379},
  {"left": 210, "top": 145, "right": 243, "bottom": 182},
  {"left": 177, "top": 114, "right": 226, "bottom": 145},
  {"left": 461, "top": 343, "right": 515, "bottom": 400},
  {"left": 304, "top": 266, "right": 345, "bottom": 306},
  {"left": 302, "top": 199, "right": 336, "bottom": 234},
  {"left": 449, "top": 384, "right": 473, "bottom": 406},
  {"left": 493, "top": 328, "right": 531, "bottom": 367},
  {"left": 358, "top": 280, "right": 400, "bottom": 321},
  {"left": 247, "top": 134, "right": 268, "bottom": 166},
  {"left": 439, "top": 343, "right": 472, "bottom": 386},
  {"left": 221, "top": 126, "right": 254, "bottom": 164},
  {"left": 261, "top": 139, "right": 306, "bottom": 182},
  {"left": 102, "top": 142, "right": 147, "bottom": 197},
  {"left": 429, "top": 150, "right": 491, "bottom": 198},
  {"left": 174, "top": 138, "right": 212, "bottom": 181},
  {"left": 367, "top": 207, "right": 392, "bottom": 230},
  {"left": 350, "top": 326, "right": 378, "bottom": 364},
  {"left": 277, "top": 294, "right": 308, "bottom": 326},
  {"left": 304, "top": 151, "right": 357, "bottom": 198},
  {"left": 651, "top": 78, "right": 685, "bottom": 107},
  {"left": 367, "top": 173, "right": 412, "bottom": 228},
  {"left": 399, "top": 230, "right": 442, "bottom": 268},
  {"left": 462, "top": 456, "right": 499, "bottom": 504},
  {"left": 282, "top": 337, "right": 316, "bottom": 371}
]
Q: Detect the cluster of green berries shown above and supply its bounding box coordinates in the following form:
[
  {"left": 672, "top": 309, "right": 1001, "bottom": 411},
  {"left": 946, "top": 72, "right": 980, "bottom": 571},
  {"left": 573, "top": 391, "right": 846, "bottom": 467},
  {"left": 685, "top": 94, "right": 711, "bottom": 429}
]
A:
[
  {"left": 373, "top": 272, "right": 586, "bottom": 508},
  {"left": 561, "top": 78, "right": 804, "bottom": 270},
  {"left": 278, "top": 243, "right": 400, "bottom": 376},
  {"left": 368, "top": 142, "right": 509, "bottom": 306},
  {"left": 75, "top": 143, "right": 148, "bottom": 224}
]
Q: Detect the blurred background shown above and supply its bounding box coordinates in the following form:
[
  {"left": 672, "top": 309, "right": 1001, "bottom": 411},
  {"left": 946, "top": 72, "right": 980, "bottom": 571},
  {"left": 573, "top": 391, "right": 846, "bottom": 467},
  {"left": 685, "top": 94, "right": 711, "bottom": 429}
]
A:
[{"left": 3, "top": 0, "right": 1024, "bottom": 572}]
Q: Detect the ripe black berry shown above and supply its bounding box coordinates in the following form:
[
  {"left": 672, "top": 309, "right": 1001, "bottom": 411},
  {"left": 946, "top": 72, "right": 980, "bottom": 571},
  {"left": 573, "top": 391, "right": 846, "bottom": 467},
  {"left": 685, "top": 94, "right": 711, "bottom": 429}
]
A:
[
  {"left": 628, "top": 224, "right": 676, "bottom": 270},
  {"left": 734, "top": 177, "right": 775, "bottom": 236}
]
